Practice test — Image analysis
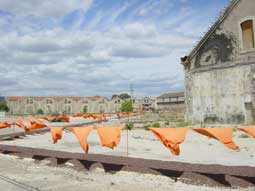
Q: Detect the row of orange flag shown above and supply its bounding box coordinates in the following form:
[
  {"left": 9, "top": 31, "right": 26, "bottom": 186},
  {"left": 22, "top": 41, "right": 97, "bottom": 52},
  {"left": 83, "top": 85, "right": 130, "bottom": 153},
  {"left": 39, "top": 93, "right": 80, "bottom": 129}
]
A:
[
  {"left": 150, "top": 127, "right": 255, "bottom": 155},
  {"left": 51, "top": 126, "right": 122, "bottom": 154},
  {"left": 0, "top": 111, "right": 143, "bottom": 131},
  {"left": 50, "top": 126, "right": 255, "bottom": 156}
]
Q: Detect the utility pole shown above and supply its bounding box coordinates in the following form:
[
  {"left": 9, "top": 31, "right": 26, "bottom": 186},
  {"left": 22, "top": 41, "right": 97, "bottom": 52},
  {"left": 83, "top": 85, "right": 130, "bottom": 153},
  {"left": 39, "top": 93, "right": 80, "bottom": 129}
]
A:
[{"left": 129, "top": 83, "right": 134, "bottom": 99}]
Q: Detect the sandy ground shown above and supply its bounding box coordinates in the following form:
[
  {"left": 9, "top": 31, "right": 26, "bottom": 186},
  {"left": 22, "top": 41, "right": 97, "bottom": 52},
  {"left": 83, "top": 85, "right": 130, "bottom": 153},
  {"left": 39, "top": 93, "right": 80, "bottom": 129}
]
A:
[
  {"left": 1, "top": 125, "right": 255, "bottom": 166},
  {"left": 0, "top": 117, "right": 255, "bottom": 190},
  {"left": 0, "top": 154, "right": 253, "bottom": 191}
]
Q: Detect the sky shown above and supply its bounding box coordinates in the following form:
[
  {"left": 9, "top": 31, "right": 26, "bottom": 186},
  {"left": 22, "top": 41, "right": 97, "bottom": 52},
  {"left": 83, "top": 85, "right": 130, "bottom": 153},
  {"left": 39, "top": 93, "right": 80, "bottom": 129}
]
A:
[{"left": 0, "top": 0, "right": 229, "bottom": 98}]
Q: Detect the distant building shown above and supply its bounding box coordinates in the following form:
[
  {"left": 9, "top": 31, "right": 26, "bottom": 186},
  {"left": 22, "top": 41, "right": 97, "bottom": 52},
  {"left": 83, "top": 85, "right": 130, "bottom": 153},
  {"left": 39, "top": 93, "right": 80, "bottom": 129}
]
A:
[
  {"left": 156, "top": 92, "right": 185, "bottom": 111},
  {"left": 140, "top": 97, "right": 157, "bottom": 111},
  {"left": 7, "top": 96, "right": 112, "bottom": 115},
  {"left": 6, "top": 96, "right": 157, "bottom": 115}
]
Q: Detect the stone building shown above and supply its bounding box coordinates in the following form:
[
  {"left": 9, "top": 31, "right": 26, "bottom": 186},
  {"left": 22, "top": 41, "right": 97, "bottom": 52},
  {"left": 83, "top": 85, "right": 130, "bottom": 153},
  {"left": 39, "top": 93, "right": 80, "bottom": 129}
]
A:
[
  {"left": 6, "top": 96, "right": 157, "bottom": 115},
  {"left": 181, "top": 0, "right": 255, "bottom": 124},
  {"left": 156, "top": 92, "right": 185, "bottom": 111},
  {"left": 7, "top": 96, "right": 113, "bottom": 115}
]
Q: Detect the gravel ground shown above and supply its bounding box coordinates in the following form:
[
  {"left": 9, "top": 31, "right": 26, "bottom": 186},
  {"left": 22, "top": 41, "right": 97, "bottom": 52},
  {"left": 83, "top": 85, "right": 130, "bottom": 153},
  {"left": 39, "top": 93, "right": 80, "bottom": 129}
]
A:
[{"left": 0, "top": 154, "right": 253, "bottom": 191}]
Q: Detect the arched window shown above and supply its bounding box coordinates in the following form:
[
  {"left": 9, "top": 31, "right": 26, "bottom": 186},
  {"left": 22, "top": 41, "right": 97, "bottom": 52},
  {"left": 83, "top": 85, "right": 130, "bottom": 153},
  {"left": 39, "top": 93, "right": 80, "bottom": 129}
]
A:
[
  {"left": 241, "top": 20, "right": 254, "bottom": 50},
  {"left": 64, "top": 99, "right": 71, "bottom": 104}
]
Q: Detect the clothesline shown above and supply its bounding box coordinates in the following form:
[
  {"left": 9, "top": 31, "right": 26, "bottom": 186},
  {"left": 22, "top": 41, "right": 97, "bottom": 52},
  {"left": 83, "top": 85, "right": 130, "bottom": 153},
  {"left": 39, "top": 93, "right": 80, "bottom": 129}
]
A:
[
  {"left": 0, "top": 112, "right": 254, "bottom": 157},
  {"left": 50, "top": 126, "right": 255, "bottom": 156}
]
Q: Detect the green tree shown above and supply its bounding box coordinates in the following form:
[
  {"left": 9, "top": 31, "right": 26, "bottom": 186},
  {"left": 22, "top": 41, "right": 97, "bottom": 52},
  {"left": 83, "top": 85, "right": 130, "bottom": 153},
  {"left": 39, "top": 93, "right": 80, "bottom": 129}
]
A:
[
  {"left": 121, "top": 100, "right": 133, "bottom": 112},
  {"left": 111, "top": 94, "right": 119, "bottom": 99},
  {"left": 125, "top": 122, "right": 134, "bottom": 131},
  {"left": 0, "top": 101, "right": 9, "bottom": 112},
  {"left": 82, "top": 106, "right": 88, "bottom": 114},
  {"left": 119, "top": 93, "right": 131, "bottom": 100},
  {"left": 37, "top": 108, "right": 44, "bottom": 115}
]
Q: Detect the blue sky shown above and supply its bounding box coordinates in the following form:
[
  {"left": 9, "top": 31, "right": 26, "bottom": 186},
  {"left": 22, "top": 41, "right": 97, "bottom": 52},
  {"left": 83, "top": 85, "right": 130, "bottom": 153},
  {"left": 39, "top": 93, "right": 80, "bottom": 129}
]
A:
[{"left": 0, "top": 0, "right": 229, "bottom": 98}]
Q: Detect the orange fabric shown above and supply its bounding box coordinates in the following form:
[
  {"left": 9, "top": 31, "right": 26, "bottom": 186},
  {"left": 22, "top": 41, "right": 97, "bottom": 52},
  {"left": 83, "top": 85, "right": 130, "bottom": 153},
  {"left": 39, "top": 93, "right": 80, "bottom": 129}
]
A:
[
  {"left": 30, "top": 121, "right": 47, "bottom": 130},
  {"left": 73, "top": 114, "right": 82, "bottom": 117},
  {"left": 72, "top": 127, "right": 93, "bottom": 154},
  {"left": 193, "top": 128, "right": 239, "bottom": 150},
  {"left": 15, "top": 120, "right": 30, "bottom": 132},
  {"left": 15, "top": 120, "right": 46, "bottom": 132},
  {"left": 58, "top": 115, "right": 69, "bottom": 122},
  {"left": 238, "top": 127, "right": 255, "bottom": 138},
  {"left": 51, "top": 127, "right": 63, "bottom": 144},
  {"left": 149, "top": 128, "right": 187, "bottom": 156},
  {"left": 27, "top": 118, "right": 37, "bottom": 125},
  {"left": 97, "top": 126, "right": 122, "bottom": 149},
  {"left": 43, "top": 116, "right": 69, "bottom": 122},
  {"left": 0, "top": 122, "right": 12, "bottom": 129}
]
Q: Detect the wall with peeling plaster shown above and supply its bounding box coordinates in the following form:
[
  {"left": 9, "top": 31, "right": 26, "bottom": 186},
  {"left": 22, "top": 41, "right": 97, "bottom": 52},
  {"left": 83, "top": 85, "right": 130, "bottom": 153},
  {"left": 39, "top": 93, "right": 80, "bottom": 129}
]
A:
[{"left": 184, "top": 0, "right": 255, "bottom": 124}]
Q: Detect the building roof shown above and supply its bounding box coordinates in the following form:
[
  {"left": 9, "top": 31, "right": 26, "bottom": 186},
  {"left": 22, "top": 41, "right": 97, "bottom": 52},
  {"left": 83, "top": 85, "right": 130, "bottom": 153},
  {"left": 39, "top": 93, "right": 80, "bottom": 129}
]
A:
[
  {"left": 187, "top": 0, "right": 240, "bottom": 60},
  {"left": 157, "top": 92, "right": 184, "bottom": 99},
  {"left": 6, "top": 96, "right": 108, "bottom": 102}
]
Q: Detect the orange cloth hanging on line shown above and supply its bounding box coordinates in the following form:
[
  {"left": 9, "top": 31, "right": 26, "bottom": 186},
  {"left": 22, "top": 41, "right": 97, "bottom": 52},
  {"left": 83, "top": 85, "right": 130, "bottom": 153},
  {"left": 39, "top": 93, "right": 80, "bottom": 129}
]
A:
[
  {"left": 15, "top": 120, "right": 30, "bottom": 132},
  {"left": 51, "top": 127, "right": 63, "bottom": 144},
  {"left": 43, "top": 116, "right": 69, "bottom": 122},
  {"left": 0, "top": 122, "right": 12, "bottom": 129},
  {"left": 193, "top": 128, "right": 239, "bottom": 150},
  {"left": 97, "top": 126, "right": 122, "bottom": 149},
  {"left": 238, "top": 127, "right": 255, "bottom": 138},
  {"left": 30, "top": 121, "right": 47, "bottom": 130},
  {"left": 27, "top": 118, "right": 37, "bottom": 125},
  {"left": 72, "top": 127, "right": 93, "bottom": 154},
  {"left": 149, "top": 128, "right": 187, "bottom": 156}
]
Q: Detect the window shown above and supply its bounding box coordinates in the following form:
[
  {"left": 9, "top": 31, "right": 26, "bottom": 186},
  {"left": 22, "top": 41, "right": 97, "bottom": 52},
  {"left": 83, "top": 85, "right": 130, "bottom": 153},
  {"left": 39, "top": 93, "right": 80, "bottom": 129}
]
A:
[
  {"left": 241, "top": 20, "right": 255, "bottom": 50},
  {"left": 46, "top": 99, "right": 53, "bottom": 104},
  {"left": 64, "top": 99, "right": 71, "bottom": 104},
  {"left": 26, "top": 99, "right": 33, "bottom": 104}
]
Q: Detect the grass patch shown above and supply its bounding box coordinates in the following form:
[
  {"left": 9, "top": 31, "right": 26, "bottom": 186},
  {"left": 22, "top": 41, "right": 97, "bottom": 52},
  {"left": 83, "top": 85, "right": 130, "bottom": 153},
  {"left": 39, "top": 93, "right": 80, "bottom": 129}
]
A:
[
  {"left": 151, "top": 122, "right": 160, "bottom": 128},
  {"left": 176, "top": 120, "right": 192, "bottom": 127},
  {"left": 143, "top": 124, "right": 151, "bottom": 131},
  {"left": 124, "top": 122, "right": 134, "bottom": 131},
  {"left": 239, "top": 133, "right": 250, "bottom": 138}
]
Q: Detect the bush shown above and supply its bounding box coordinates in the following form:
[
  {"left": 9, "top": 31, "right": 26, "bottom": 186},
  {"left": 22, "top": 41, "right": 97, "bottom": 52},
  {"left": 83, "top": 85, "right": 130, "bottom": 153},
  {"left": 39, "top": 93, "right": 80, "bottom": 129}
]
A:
[
  {"left": 165, "top": 121, "right": 170, "bottom": 126},
  {"left": 37, "top": 108, "right": 44, "bottom": 115},
  {"left": 0, "top": 101, "right": 9, "bottom": 112},
  {"left": 125, "top": 122, "right": 134, "bottom": 131},
  {"left": 143, "top": 124, "right": 151, "bottom": 131},
  {"left": 239, "top": 133, "right": 250, "bottom": 138},
  {"left": 82, "top": 107, "right": 88, "bottom": 114},
  {"left": 152, "top": 122, "right": 160, "bottom": 128},
  {"left": 176, "top": 120, "right": 192, "bottom": 127},
  {"left": 52, "top": 118, "right": 63, "bottom": 122},
  {"left": 121, "top": 100, "right": 133, "bottom": 112}
]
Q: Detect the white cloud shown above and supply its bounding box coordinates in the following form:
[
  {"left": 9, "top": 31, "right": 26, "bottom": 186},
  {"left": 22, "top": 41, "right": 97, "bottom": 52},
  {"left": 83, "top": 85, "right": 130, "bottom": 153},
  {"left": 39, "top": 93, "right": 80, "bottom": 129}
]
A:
[
  {"left": 0, "top": 0, "right": 214, "bottom": 97},
  {"left": 0, "top": 0, "right": 93, "bottom": 17}
]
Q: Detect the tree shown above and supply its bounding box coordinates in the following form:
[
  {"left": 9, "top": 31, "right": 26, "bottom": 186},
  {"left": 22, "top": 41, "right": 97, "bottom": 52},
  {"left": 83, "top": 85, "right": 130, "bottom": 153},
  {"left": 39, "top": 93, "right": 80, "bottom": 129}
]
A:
[
  {"left": 0, "top": 101, "right": 9, "bottom": 112},
  {"left": 119, "top": 93, "right": 131, "bottom": 100},
  {"left": 111, "top": 94, "right": 119, "bottom": 99},
  {"left": 82, "top": 106, "right": 88, "bottom": 114},
  {"left": 37, "top": 108, "right": 44, "bottom": 115},
  {"left": 121, "top": 100, "right": 133, "bottom": 112}
]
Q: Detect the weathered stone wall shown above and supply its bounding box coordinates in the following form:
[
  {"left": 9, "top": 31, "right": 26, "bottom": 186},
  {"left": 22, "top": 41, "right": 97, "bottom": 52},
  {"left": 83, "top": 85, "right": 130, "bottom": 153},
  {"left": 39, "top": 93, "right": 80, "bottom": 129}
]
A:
[
  {"left": 184, "top": 0, "right": 255, "bottom": 123},
  {"left": 7, "top": 97, "right": 157, "bottom": 115}
]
